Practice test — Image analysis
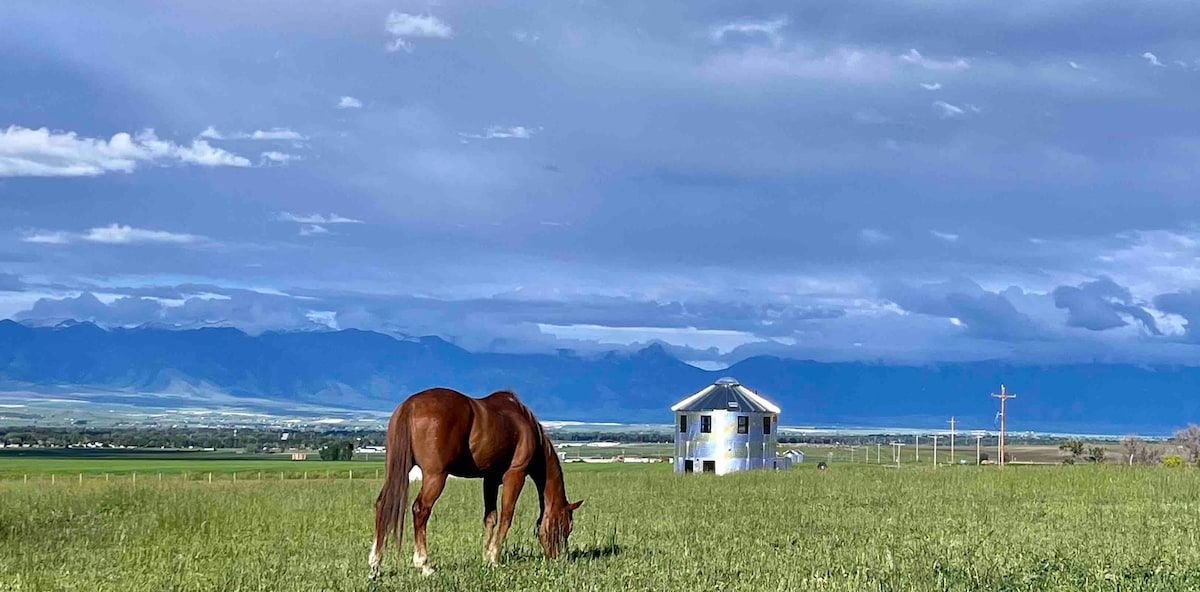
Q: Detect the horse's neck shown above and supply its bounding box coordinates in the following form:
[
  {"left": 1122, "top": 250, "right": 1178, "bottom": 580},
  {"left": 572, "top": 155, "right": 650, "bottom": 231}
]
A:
[{"left": 533, "top": 435, "right": 568, "bottom": 512}]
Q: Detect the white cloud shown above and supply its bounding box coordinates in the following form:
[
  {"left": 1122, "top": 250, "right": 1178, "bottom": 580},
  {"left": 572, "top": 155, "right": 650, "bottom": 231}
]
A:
[
  {"left": 199, "top": 126, "right": 306, "bottom": 141},
  {"left": 23, "top": 224, "right": 202, "bottom": 245},
  {"left": 859, "top": 228, "right": 891, "bottom": 244},
  {"left": 931, "top": 230, "right": 960, "bottom": 242},
  {"left": 1142, "top": 52, "right": 1165, "bottom": 67},
  {"left": 299, "top": 224, "right": 329, "bottom": 236},
  {"left": 920, "top": 82, "right": 942, "bottom": 90},
  {"left": 21, "top": 231, "right": 71, "bottom": 244},
  {"left": 336, "top": 96, "right": 363, "bottom": 109},
  {"left": 260, "top": 151, "right": 299, "bottom": 165},
  {"left": 1068, "top": 61, "right": 1083, "bottom": 70},
  {"left": 385, "top": 11, "right": 452, "bottom": 53},
  {"left": 458, "top": 126, "right": 540, "bottom": 140},
  {"left": 933, "top": 100, "right": 966, "bottom": 118},
  {"left": 277, "top": 212, "right": 364, "bottom": 224},
  {"left": 710, "top": 17, "right": 788, "bottom": 48},
  {"left": 702, "top": 46, "right": 900, "bottom": 83},
  {"left": 0, "top": 126, "right": 251, "bottom": 177},
  {"left": 899, "top": 49, "right": 969, "bottom": 71}
]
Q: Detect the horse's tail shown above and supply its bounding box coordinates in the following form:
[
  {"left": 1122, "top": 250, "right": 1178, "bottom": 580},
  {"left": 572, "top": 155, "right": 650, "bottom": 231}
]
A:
[{"left": 373, "top": 401, "right": 414, "bottom": 562}]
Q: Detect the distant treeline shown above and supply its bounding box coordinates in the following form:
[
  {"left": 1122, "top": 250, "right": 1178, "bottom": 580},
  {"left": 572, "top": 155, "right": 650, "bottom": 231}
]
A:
[
  {"left": 1, "top": 425, "right": 1099, "bottom": 451},
  {"left": 0, "top": 427, "right": 387, "bottom": 452}
]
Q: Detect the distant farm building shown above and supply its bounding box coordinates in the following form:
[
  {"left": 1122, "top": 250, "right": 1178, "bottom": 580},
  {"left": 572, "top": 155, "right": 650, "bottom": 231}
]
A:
[
  {"left": 783, "top": 449, "right": 805, "bottom": 464},
  {"left": 672, "top": 377, "right": 788, "bottom": 475}
]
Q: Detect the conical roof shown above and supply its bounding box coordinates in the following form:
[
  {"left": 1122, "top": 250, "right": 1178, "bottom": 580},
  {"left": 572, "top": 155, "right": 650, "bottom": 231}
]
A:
[{"left": 670, "top": 377, "right": 781, "bottom": 414}]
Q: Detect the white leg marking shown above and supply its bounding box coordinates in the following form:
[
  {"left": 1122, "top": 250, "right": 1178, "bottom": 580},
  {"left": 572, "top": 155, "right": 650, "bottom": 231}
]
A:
[
  {"left": 368, "top": 540, "right": 382, "bottom": 579},
  {"left": 414, "top": 549, "right": 434, "bottom": 576}
]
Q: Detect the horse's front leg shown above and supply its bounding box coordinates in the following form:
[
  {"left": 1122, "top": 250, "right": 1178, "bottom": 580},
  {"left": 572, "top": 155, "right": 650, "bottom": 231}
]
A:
[
  {"left": 412, "top": 472, "right": 447, "bottom": 576},
  {"left": 488, "top": 469, "right": 526, "bottom": 566},
  {"left": 482, "top": 475, "right": 500, "bottom": 563}
]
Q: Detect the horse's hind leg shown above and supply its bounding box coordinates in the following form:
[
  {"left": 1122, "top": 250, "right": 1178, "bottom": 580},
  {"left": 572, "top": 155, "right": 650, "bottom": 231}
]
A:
[
  {"left": 412, "top": 471, "right": 447, "bottom": 576},
  {"left": 482, "top": 475, "right": 500, "bottom": 564}
]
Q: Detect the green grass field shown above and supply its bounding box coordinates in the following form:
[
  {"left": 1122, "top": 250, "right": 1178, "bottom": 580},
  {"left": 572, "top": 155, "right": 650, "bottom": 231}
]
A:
[{"left": 5, "top": 461, "right": 1200, "bottom": 591}]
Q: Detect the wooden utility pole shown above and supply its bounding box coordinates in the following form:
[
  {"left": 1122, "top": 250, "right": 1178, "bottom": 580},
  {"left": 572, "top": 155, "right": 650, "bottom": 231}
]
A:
[
  {"left": 991, "top": 384, "right": 1016, "bottom": 468},
  {"left": 930, "top": 435, "right": 940, "bottom": 467},
  {"left": 891, "top": 442, "right": 903, "bottom": 468},
  {"left": 915, "top": 434, "right": 920, "bottom": 462},
  {"left": 975, "top": 433, "right": 983, "bottom": 465},
  {"left": 948, "top": 417, "right": 957, "bottom": 464}
]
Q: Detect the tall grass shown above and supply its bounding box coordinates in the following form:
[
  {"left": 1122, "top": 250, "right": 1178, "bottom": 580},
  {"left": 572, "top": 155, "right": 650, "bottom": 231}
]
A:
[{"left": 3, "top": 465, "right": 1200, "bottom": 591}]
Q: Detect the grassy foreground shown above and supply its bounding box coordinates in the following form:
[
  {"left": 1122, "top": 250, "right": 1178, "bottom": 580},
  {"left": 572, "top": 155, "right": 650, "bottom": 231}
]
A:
[{"left": 4, "top": 464, "right": 1200, "bottom": 591}]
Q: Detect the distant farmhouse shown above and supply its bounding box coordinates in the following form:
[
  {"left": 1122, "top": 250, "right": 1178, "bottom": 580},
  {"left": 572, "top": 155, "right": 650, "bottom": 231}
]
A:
[{"left": 672, "top": 377, "right": 792, "bottom": 475}]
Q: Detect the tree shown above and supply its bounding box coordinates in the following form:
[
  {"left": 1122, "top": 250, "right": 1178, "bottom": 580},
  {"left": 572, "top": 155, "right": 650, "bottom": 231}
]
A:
[
  {"left": 1121, "top": 435, "right": 1162, "bottom": 465},
  {"left": 319, "top": 439, "right": 354, "bottom": 461},
  {"left": 1059, "top": 439, "right": 1085, "bottom": 464},
  {"left": 1173, "top": 425, "right": 1200, "bottom": 464},
  {"left": 1085, "top": 446, "right": 1106, "bottom": 464}
]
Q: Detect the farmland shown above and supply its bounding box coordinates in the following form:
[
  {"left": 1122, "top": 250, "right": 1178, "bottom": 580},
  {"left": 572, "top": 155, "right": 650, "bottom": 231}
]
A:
[{"left": 5, "top": 460, "right": 1200, "bottom": 591}]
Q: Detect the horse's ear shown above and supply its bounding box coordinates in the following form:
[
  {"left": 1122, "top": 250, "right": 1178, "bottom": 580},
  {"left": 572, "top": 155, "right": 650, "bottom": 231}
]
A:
[{"left": 568, "top": 500, "right": 584, "bottom": 512}]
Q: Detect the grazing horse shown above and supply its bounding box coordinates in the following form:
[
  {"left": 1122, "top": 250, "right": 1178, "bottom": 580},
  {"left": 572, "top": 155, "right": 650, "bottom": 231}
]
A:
[{"left": 369, "top": 388, "right": 583, "bottom": 578}]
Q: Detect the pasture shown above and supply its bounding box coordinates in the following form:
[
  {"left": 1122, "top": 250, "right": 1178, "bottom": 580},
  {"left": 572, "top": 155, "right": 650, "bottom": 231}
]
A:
[{"left": 5, "top": 462, "right": 1200, "bottom": 591}]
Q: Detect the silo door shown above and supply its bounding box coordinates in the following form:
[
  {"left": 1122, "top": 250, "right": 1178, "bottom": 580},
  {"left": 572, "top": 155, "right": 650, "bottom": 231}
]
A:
[
  {"left": 702, "top": 460, "right": 716, "bottom": 473},
  {"left": 684, "top": 460, "right": 694, "bottom": 473}
]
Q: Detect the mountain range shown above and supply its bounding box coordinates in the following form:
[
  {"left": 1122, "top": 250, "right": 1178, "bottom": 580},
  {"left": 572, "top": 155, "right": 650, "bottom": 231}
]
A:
[{"left": 0, "top": 320, "right": 1197, "bottom": 434}]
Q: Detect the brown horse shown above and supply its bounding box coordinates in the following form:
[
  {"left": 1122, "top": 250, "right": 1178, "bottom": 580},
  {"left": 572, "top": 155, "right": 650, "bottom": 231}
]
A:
[{"left": 369, "top": 388, "right": 583, "bottom": 578}]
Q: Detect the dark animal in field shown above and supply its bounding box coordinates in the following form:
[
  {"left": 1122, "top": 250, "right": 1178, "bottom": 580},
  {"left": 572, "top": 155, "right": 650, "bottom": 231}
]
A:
[{"left": 369, "top": 388, "right": 583, "bottom": 578}]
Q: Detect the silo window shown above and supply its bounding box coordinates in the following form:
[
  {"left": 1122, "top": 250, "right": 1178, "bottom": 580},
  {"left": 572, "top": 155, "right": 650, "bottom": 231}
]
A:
[
  {"left": 763, "top": 417, "right": 772, "bottom": 435},
  {"left": 736, "top": 416, "right": 749, "bottom": 434},
  {"left": 700, "top": 415, "right": 712, "bottom": 433},
  {"left": 679, "top": 415, "right": 688, "bottom": 433}
]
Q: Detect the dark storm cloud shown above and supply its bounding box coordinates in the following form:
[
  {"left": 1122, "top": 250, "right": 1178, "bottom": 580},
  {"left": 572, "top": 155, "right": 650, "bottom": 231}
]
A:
[
  {"left": 1053, "top": 277, "right": 1160, "bottom": 335},
  {"left": 880, "top": 279, "right": 1045, "bottom": 341}
]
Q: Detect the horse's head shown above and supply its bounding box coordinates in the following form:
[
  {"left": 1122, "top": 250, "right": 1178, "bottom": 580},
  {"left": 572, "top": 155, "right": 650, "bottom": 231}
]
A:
[{"left": 538, "top": 499, "right": 583, "bottom": 558}]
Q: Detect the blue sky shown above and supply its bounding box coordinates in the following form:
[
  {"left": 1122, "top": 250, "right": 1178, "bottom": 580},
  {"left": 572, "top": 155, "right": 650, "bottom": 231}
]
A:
[{"left": 3, "top": 1, "right": 1200, "bottom": 367}]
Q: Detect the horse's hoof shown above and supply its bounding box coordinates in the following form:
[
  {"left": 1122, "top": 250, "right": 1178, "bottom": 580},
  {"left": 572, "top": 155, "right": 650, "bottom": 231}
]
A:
[{"left": 421, "top": 566, "right": 435, "bottom": 577}]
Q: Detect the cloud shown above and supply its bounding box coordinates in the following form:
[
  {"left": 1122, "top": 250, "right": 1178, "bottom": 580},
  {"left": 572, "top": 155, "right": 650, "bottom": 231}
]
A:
[
  {"left": 930, "top": 230, "right": 959, "bottom": 242},
  {"left": 277, "top": 212, "right": 364, "bottom": 224},
  {"left": 1142, "top": 52, "right": 1165, "bottom": 67},
  {"left": 22, "top": 224, "right": 201, "bottom": 245},
  {"left": 859, "top": 228, "right": 890, "bottom": 244},
  {"left": 199, "top": 126, "right": 306, "bottom": 141},
  {"left": 336, "top": 96, "right": 363, "bottom": 109},
  {"left": 1068, "top": 61, "right": 1083, "bottom": 70},
  {"left": 710, "top": 17, "right": 788, "bottom": 48},
  {"left": 1053, "top": 277, "right": 1160, "bottom": 335},
  {"left": 458, "top": 126, "right": 540, "bottom": 141},
  {"left": 299, "top": 224, "right": 329, "bottom": 236},
  {"left": 920, "top": 82, "right": 942, "bottom": 90},
  {"left": 385, "top": 11, "right": 452, "bottom": 53},
  {"left": 0, "top": 126, "right": 251, "bottom": 177},
  {"left": 260, "top": 151, "right": 299, "bottom": 165},
  {"left": 899, "top": 49, "right": 969, "bottom": 71},
  {"left": 1154, "top": 291, "right": 1200, "bottom": 341},
  {"left": 933, "top": 100, "right": 965, "bottom": 118},
  {"left": 881, "top": 279, "right": 1044, "bottom": 341}
]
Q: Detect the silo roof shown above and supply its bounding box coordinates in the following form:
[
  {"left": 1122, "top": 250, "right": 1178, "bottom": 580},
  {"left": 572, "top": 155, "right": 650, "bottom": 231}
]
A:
[{"left": 671, "top": 377, "right": 781, "bottom": 414}]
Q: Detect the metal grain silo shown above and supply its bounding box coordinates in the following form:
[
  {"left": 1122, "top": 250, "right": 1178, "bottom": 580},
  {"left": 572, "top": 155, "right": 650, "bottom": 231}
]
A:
[{"left": 672, "top": 377, "right": 783, "bottom": 475}]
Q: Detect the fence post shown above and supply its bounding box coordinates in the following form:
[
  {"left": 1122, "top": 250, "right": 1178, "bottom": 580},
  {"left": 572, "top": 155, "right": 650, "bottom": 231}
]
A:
[
  {"left": 158, "top": 473, "right": 162, "bottom": 482},
  {"left": 304, "top": 472, "right": 307, "bottom": 481},
  {"left": 258, "top": 472, "right": 262, "bottom": 481},
  {"left": 79, "top": 473, "right": 83, "bottom": 485},
  {"left": 105, "top": 473, "right": 110, "bottom": 482},
  {"left": 208, "top": 472, "right": 212, "bottom": 483},
  {"left": 233, "top": 472, "right": 236, "bottom": 483},
  {"left": 350, "top": 469, "right": 353, "bottom": 481},
  {"left": 51, "top": 474, "right": 55, "bottom": 485},
  {"left": 23, "top": 474, "right": 26, "bottom": 484},
  {"left": 133, "top": 472, "right": 137, "bottom": 485}
]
